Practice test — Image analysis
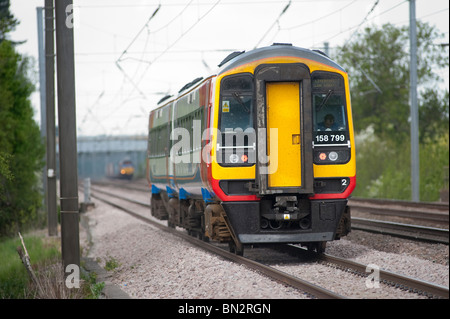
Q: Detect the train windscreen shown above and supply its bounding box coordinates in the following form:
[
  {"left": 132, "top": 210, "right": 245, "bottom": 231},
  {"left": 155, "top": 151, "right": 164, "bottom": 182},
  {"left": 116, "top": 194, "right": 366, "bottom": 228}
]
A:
[
  {"left": 312, "top": 72, "right": 349, "bottom": 146},
  {"left": 218, "top": 74, "right": 255, "bottom": 165}
]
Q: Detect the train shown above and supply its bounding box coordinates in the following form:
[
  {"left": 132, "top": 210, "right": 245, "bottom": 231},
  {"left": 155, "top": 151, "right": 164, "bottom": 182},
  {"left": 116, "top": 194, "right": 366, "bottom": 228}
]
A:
[
  {"left": 146, "top": 43, "right": 356, "bottom": 254},
  {"left": 107, "top": 159, "right": 135, "bottom": 180}
]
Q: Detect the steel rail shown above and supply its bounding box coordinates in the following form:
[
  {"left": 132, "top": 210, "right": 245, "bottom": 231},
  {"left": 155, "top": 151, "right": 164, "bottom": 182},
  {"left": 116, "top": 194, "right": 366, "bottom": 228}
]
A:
[
  {"left": 88, "top": 189, "right": 345, "bottom": 299},
  {"left": 349, "top": 198, "right": 449, "bottom": 224},
  {"left": 350, "top": 197, "right": 449, "bottom": 211},
  {"left": 351, "top": 217, "right": 449, "bottom": 244},
  {"left": 277, "top": 244, "right": 449, "bottom": 299},
  {"left": 91, "top": 180, "right": 149, "bottom": 193},
  {"left": 319, "top": 253, "right": 449, "bottom": 299}
]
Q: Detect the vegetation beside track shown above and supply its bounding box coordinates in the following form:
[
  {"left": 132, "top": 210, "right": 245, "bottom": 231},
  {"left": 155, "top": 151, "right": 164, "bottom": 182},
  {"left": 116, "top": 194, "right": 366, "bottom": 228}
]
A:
[{"left": 0, "top": 231, "right": 104, "bottom": 299}]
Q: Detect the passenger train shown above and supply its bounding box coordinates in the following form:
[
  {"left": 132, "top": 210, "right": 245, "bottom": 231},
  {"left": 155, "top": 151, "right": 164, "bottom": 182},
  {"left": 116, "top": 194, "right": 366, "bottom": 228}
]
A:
[
  {"left": 146, "top": 43, "right": 356, "bottom": 254},
  {"left": 107, "top": 159, "right": 135, "bottom": 180}
]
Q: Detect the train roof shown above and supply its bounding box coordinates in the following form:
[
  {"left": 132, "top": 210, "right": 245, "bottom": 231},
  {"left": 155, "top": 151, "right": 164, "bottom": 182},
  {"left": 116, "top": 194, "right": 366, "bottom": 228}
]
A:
[
  {"left": 217, "top": 43, "right": 346, "bottom": 74},
  {"left": 155, "top": 44, "right": 346, "bottom": 109}
]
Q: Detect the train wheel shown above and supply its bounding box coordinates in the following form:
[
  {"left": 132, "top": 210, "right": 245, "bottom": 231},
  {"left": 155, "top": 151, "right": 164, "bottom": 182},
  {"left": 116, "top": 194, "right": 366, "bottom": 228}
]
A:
[
  {"left": 201, "top": 233, "right": 209, "bottom": 242},
  {"left": 307, "top": 241, "right": 326, "bottom": 253},
  {"left": 150, "top": 196, "right": 155, "bottom": 217},
  {"left": 195, "top": 225, "right": 209, "bottom": 242},
  {"left": 228, "top": 241, "right": 244, "bottom": 256},
  {"left": 317, "top": 241, "right": 326, "bottom": 253}
]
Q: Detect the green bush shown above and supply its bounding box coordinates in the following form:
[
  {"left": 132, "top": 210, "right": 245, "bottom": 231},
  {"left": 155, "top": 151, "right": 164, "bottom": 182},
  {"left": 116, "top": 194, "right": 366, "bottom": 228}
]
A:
[{"left": 353, "top": 129, "right": 449, "bottom": 201}]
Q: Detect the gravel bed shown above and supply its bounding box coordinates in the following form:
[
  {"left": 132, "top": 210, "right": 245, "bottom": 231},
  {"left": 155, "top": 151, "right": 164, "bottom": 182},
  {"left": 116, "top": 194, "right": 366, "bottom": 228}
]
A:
[
  {"left": 80, "top": 187, "right": 449, "bottom": 299},
  {"left": 326, "top": 231, "right": 449, "bottom": 287},
  {"left": 80, "top": 199, "right": 309, "bottom": 299}
]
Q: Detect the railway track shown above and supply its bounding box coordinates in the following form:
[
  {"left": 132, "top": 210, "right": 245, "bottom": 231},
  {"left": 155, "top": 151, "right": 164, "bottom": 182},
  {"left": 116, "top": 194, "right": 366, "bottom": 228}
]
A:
[
  {"left": 86, "top": 183, "right": 449, "bottom": 299},
  {"left": 351, "top": 217, "right": 449, "bottom": 244},
  {"left": 276, "top": 244, "right": 449, "bottom": 299},
  {"left": 349, "top": 198, "right": 449, "bottom": 225},
  {"left": 88, "top": 186, "right": 343, "bottom": 299}
]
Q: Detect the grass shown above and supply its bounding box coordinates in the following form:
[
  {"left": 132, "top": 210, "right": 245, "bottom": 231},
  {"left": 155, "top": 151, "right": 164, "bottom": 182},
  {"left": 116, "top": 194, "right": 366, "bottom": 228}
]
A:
[
  {"left": 0, "top": 231, "right": 104, "bottom": 299},
  {"left": 104, "top": 256, "right": 120, "bottom": 272},
  {"left": 0, "top": 231, "right": 60, "bottom": 298}
]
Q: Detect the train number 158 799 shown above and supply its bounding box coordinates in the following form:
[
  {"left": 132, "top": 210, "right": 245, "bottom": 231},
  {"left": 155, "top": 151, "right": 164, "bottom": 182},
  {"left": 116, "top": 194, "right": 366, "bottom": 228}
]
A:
[{"left": 315, "top": 133, "right": 346, "bottom": 143}]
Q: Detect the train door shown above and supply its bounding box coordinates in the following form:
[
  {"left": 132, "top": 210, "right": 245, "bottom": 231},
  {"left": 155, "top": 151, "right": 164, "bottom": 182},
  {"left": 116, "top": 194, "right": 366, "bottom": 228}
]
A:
[
  {"left": 255, "top": 63, "right": 313, "bottom": 195},
  {"left": 266, "top": 82, "right": 302, "bottom": 188}
]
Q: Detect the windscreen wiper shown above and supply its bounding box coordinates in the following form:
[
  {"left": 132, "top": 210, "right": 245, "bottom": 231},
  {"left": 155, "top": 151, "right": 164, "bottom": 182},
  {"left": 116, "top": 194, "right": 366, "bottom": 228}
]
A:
[
  {"left": 232, "top": 92, "right": 250, "bottom": 113},
  {"left": 317, "top": 89, "right": 333, "bottom": 112}
]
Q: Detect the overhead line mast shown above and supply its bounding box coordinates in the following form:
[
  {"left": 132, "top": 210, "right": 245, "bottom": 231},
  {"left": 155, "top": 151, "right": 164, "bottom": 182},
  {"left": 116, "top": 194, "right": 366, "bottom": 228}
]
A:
[{"left": 409, "top": 0, "right": 419, "bottom": 202}]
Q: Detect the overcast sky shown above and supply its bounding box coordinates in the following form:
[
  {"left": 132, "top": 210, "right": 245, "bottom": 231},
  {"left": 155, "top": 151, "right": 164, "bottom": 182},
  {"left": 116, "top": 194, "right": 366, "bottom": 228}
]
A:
[{"left": 9, "top": 0, "right": 450, "bottom": 137}]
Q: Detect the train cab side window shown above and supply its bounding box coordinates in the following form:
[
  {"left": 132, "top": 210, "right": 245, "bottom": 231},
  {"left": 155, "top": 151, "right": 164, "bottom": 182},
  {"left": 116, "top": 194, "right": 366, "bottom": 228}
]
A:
[
  {"left": 312, "top": 72, "right": 347, "bottom": 134},
  {"left": 220, "top": 74, "right": 254, "bottom": 132},
  {"left": 218, "top": 74, "right": 255, "bottom": 166}
]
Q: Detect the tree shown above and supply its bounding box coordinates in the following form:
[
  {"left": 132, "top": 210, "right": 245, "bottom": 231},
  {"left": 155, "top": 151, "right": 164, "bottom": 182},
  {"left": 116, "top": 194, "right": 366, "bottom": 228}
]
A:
[
  {"left": 0, "top": 0, "right": 18, "bottom": 43},
  {"left": 0, "top": 2, "right": 45, "bottom": 236},
  {"left": 335, "top": 22, "right": 449, "bottom": 201},
  {"left": 419, "top": 89, "right": 449, "bottom": 143},
  {"left": 336, "top": 22, "right": 449, "bottom": 143}
]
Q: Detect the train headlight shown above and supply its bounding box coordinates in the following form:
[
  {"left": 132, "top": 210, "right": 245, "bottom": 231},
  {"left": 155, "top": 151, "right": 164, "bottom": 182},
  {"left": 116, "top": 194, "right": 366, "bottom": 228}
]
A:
[
  {"left": 314, "top": 149, "right": 350, "bottom": 164},
  {"left": 328, "top": 151, "right": 338, "bottom": 161},
  {"left": 229, "top": 154, "right": 239, "bottom": 163}
]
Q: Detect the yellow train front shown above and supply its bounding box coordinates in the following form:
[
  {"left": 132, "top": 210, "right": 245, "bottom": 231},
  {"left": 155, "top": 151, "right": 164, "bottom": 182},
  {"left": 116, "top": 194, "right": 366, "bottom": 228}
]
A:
[
  {"left": 118, "top": 160, "right": 134, "bottom": 180},
  {"left": 148, "top": 44, "right": 356, "bottom": 254}
]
